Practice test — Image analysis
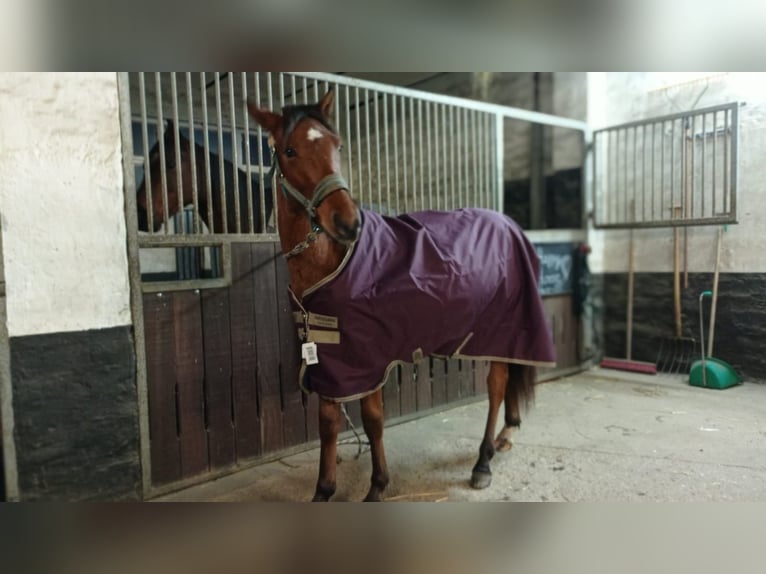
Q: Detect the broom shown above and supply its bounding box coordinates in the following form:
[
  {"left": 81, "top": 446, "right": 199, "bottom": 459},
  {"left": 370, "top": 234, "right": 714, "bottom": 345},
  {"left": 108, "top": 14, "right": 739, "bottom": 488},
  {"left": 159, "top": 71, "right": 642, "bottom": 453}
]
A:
[{"left": 600, "top": 222, "right": 658, "bottom": 375}]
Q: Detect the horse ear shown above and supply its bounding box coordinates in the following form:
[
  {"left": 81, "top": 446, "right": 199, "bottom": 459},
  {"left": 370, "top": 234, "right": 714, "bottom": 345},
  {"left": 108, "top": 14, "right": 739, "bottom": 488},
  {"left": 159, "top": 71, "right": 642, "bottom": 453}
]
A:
[
  {"left": 247, "top": 100, "right": 282, "bottom": 134},
  {"left": 319, "top": 90, "right": 334, "bottom": 120}
]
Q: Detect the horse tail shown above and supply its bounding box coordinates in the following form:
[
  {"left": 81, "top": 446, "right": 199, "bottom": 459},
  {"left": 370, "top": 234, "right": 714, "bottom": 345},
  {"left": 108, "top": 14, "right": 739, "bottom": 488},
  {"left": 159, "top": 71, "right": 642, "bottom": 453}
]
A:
[{"left": 508, "top": 363, "right": 536, "bottom": 411}]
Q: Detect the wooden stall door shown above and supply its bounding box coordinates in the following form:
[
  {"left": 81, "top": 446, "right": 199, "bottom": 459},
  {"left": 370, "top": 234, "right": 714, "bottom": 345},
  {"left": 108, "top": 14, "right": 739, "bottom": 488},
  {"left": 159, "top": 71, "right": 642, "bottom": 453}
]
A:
[{"left": 142, "top": 241, "right": 488, "bottom": 488}]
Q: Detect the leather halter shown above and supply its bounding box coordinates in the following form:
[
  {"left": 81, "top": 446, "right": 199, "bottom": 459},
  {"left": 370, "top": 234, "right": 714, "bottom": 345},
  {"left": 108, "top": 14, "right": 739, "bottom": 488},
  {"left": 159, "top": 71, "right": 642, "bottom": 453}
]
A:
[{"left": 268, "top": 148, "right": 351, "bottom": 259}]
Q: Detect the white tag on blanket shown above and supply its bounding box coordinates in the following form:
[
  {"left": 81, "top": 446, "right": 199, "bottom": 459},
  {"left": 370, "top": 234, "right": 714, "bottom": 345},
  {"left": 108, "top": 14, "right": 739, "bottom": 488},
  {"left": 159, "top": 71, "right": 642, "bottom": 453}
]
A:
[{"left": 302, "top": 342, "right": 319, "bottom": 365}]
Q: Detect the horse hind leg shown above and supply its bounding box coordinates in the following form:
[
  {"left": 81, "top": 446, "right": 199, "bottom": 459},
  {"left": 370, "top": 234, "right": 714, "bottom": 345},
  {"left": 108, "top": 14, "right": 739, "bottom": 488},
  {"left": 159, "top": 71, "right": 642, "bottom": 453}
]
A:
[
  {"left": 313, "top": 398, "right": 342, "bottom": 502},
  {"left": 360, "top": 389, "right": 389, "bottom": 502},
  {"left": 470, "top": 361, "right": 508, "bottom": 490},
  {"left": 493, "top": 363, "right": 529, "bottom": 452}
]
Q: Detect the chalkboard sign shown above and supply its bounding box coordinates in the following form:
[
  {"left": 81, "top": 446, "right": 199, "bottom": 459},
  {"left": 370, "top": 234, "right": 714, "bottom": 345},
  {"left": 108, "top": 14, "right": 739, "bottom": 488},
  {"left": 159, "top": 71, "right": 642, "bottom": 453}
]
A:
[{"left": 534, "top": 242, "right": 573, "bottom": 296}]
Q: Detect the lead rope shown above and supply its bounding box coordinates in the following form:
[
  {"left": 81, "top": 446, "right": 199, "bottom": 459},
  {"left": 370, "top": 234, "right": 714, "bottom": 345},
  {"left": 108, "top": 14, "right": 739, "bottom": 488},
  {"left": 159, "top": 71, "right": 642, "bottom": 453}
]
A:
[
  {"left": 283, "top": 227, "right": 323, "bottom": 259},
  {"left": 339, "top": 404, "right": 367, "bottom": 460}
]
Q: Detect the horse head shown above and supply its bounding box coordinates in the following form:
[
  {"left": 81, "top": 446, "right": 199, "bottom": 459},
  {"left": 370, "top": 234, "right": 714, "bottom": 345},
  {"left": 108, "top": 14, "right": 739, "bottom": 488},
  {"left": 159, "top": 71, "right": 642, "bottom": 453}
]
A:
[
  {"left": 247, "top": 91, "right": 360, "bottom": 247},
  {"left": 136, "top": 120, "right": 194, "bottom": 232}
]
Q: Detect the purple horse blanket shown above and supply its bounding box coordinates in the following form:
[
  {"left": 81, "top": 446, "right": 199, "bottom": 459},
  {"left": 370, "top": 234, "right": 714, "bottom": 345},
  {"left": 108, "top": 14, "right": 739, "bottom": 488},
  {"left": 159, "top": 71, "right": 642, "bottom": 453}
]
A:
[{"left": 289, "top": 208, "right": 555, "bottom": 402}]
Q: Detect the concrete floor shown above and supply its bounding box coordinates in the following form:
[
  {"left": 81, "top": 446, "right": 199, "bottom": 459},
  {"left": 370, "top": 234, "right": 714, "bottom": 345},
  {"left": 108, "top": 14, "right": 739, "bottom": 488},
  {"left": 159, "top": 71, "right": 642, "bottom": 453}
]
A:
[{"left": 159, "top": 368, "right": 766, "bottom": 502}]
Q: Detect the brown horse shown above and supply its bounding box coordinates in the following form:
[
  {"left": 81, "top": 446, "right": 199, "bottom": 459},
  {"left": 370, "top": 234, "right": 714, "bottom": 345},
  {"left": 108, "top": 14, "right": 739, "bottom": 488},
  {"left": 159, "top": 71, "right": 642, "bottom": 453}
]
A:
[
  {"left": 247, "top": 91, "right": 550, "bottom": 502},
  {"left": 136, "top": 121, "right": 273, "bottom": 234}
]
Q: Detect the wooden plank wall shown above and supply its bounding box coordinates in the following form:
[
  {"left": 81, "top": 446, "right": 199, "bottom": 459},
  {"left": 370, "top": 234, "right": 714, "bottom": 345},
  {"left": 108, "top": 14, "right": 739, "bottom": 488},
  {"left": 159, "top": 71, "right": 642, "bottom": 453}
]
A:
[{"left": 143, "top": 243, "right": 579, "bottom": 486}]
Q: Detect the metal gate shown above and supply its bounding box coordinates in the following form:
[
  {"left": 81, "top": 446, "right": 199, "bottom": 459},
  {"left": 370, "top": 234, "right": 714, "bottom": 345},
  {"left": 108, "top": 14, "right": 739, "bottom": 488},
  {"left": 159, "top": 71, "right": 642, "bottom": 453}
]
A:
[
  {"left": 118, "top": 72, "right": 590, "bottom": 496},
  {"left": 592, "top": 102, "right": 739, "bottom": 229}
]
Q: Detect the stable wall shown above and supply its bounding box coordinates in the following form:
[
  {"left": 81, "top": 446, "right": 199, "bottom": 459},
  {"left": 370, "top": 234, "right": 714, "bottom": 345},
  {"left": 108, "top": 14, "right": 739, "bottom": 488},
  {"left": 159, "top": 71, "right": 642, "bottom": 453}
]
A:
[
  {"left": 587, "top": 72, "right": 766, "bottom": 381},
  {"left": 0, "top": 72, "right": 140, "bottom": 500}
]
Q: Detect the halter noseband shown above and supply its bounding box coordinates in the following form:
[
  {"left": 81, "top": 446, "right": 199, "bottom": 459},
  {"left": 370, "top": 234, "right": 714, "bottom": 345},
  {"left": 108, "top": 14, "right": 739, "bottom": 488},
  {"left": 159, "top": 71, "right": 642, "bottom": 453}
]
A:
[{"left": 268, "top": 148, "right": 351, "bottom": 259}]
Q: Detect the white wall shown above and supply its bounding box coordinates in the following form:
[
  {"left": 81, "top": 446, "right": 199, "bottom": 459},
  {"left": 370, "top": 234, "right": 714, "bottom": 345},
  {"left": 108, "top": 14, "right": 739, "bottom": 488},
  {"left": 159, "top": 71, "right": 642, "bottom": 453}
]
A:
[
  {"left": 588, "top": 72, "right": 766, "bottom": 274},
  {"left": 0, "top": 73, "right": 132, "bottom": 337}
]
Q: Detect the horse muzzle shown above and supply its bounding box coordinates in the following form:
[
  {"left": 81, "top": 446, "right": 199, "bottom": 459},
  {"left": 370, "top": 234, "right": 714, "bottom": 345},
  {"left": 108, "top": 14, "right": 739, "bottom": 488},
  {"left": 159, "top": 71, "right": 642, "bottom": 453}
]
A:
[{"left": 333, "top": 210, "right": 361, "bottom": 244}]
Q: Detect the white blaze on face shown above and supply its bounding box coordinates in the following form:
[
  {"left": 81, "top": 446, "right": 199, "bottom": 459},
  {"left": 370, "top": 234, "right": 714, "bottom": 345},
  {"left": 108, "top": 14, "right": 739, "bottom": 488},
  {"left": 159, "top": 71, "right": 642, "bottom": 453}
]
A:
[{"left": 307, "top": 127, "right": 324, "bottom": 141}]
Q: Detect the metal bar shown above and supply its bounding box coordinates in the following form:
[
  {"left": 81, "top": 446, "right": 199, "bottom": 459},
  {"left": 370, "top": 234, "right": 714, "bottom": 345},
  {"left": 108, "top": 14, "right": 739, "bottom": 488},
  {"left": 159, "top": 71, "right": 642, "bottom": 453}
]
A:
[
  {"left": 254, "top": 73, "right": 267, "bottom": 234},
  {"left": 457, "top": 107, "right": 463, "bottom": 208},
  {"left": 652, "top": 122, "right": 663, "bottom": 224},
  {"left": 214, "top": 73, "right": 228, "bottom": 233},
  {"left": 712, "top": 110, "right": 717, "bottom": 216},
  {"left": 730, "top": 104, "right": 739, "bottom": 220},
  {"left": 632, "top": 125, "right": 637, "bottom": 222},
  {"left": 142, "top": 278, "right": 231, "bottom": 294},
  {"left": 641, "top": 124, "right": 646, "bottom": 222},
  {"left": 200, "top": 73, "right": 215, "bottom": 233},
  {"left": 434, "top": 103, "right": 442, "bottom": 211},
  {"left": 185, "top": 73, "right": 200, "bottom": 234},
  {"left": 595, "top": 215, "right": 736, "bottom": 230},
  {"left": 383, "top": 93, "right": 391, "bottom": 212},
  {"left": 154, "top": 73, "right": 170, "bottom": 233},
  {"left": 116, "top": 73, "right": 152, "bottom": 497},
  {"left": 241, "top": 73, "right": 254, "bottom": 234},
  {"left": 417, "top": 99, "right": 424, "bottom": 211},
  {"left": 410, "top": 98, "right": 417, "bottom": 211},
  {"left": 138, "top": 73, "right": 154, "bottom": 234},
  {"left": 660, "top": 122, "right": 666, "bottom": 223},
  {"left": 614, "top": 129, "right": 618, "bottom": 225},
  {"left": 625, "top": 127, "right": 631, "bottom": 224},
  {"left": 228, "top": 73, "right": 241, "bottom": 233},
  {"left": 393, "top": 96, "right": 400, "bottom": 214},
  {"left": 450, "top": 106, "right": 456, "bottom": 211},
  {"left": 297, "top": 72, "right": 589, "bottom": 131},
  {"left": 474, "top": 110, "right": 480, "bottom": 210},
  {"left": 345, "top": 85, "right": 353, "bottom": 195},
  {"left": 702, "top": 112, "right": 707, "bottom": 218},
  {"left": 401, "top": 97, "right": 409, "bottom": 212},
  {"left": 426, "top": 102, "right": 432, "bottom": 210},
  {"left": 374, "top": 90, "right": 382, "bottom": 209},
  {"left": 690, "top": 114, "right": 696, "bottom": 219},
  {"left": 485, "top": 112, "right": 491, "bottom": 211},
  {"left": 302, "top": 77, "right": 308, "bottom": 104},
  {"left": 592, "top": 102, "right": 737, "bottom": 134},
  {"left": 441, "top": 104, "right": 448, "bottom": 211},
  {"left": 355, "top": 87, "right": 363, "bottom": 208},
  {"left": 670, "top": 119, "right": 675, "bottom": 222},
  {"left": 723, "top": 110, "right": 731, "bottom": 212},
  {"left": 365, "top": 88, "right": 372, "bottom": 210},
  {"left": 138, "top": 233, "right": 280, "bottom": 247},
  {"left": 495, "top": 113, "right": 504, "bottom": 212},
  {"left": 170, "top": 74, "right": 185, "bottom": 235}
]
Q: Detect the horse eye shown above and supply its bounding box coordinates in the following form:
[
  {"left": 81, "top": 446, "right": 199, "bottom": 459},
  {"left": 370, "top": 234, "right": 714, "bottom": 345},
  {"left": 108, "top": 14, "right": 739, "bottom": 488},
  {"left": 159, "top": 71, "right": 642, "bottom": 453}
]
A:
[{"left": 284, "top": 147, "right": 297, "bottom": 158}]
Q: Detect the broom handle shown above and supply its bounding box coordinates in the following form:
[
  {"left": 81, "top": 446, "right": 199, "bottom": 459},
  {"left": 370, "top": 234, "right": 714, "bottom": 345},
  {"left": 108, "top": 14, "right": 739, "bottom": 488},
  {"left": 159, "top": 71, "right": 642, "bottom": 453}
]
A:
[
  {"left": 673, "top": 208, "right": 682, "bottom": 338},
  {"left": 708, "top": 226, "right": 723, "bottom": 357},
  {"left": 626, "top": 227, "right": 635, "bottom": 361}
]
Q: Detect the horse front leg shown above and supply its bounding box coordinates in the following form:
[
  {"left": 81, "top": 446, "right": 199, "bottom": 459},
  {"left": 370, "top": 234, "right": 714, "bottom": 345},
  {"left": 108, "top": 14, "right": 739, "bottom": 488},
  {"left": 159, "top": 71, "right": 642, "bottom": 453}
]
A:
[
  {"left": 313, "top": 398, "right": 342, "bottom": 502},
  {"left": 360, "top": 389, "right": 389, "bottom": 502},
  {"left": 471, "top": 361, "right": 507, "bottom": 490}
]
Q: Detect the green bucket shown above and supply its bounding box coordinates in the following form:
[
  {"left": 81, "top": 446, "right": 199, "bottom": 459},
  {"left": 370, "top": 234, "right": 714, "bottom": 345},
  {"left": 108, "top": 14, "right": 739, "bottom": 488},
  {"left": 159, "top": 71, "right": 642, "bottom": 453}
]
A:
[{"left": 688, "top": 291, "right": 741, "bottom": 389}]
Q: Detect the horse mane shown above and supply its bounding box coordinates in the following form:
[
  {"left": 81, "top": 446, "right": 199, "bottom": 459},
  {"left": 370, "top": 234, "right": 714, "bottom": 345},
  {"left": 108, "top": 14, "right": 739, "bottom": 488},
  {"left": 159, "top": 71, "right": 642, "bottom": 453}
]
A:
[{"left": 281, "top": 104, "right": 336, "bottom": 139}]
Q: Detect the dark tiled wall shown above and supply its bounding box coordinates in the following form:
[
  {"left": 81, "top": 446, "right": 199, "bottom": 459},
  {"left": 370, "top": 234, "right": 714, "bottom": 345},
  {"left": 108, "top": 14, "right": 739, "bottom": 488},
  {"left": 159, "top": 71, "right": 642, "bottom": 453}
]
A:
[
  {"left": 599, "top": 272, "right": 766, "bottom": 382},
  {"left": 10, "top": 326, "right": 141, "bottom": 500}
]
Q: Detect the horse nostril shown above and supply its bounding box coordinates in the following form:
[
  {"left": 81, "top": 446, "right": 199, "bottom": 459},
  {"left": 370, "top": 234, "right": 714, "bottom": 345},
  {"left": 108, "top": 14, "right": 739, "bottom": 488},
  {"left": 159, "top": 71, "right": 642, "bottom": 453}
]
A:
[{"left": 333, "top": 213, "right": 360, "bottom": 242}]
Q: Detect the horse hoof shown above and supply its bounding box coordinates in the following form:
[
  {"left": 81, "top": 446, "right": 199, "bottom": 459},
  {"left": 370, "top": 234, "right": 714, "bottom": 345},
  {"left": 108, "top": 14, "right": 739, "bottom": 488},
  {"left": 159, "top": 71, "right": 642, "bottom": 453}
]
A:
[
  {"left": 470, "top": 470, "right": 492, "bottom": 490},
  {"left": 494, "top": 437, "right": 513, "bottom": 452}
]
